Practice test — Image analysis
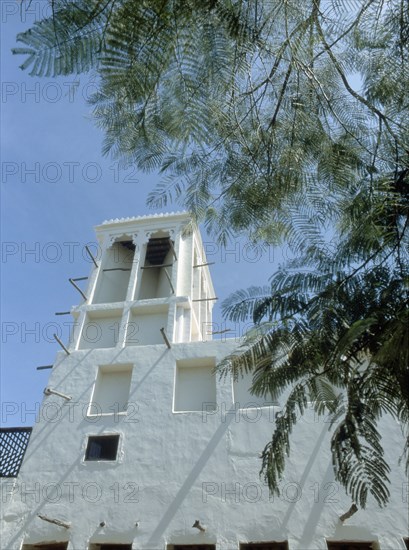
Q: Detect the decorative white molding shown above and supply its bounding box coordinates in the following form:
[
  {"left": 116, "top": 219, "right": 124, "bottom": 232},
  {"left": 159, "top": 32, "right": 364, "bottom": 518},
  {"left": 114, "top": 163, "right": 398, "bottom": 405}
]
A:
[
  {"left": 105, "top": 232, "right": 135, "bottom": 249},
  {"left": 131, "top": 233, "right": 140, "bottom": 248},
  {"left": 101, "top": 211, "right": 188, "bottom": 225},
  {"left": 143, "top": 227, "right": 175, "bottom": 243}
]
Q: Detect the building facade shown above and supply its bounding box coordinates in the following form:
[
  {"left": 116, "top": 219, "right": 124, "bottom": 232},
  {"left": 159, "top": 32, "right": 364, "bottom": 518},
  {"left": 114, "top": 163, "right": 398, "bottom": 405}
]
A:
[{"left": 0, "top": 212, "right": 408, "bottom": 550}]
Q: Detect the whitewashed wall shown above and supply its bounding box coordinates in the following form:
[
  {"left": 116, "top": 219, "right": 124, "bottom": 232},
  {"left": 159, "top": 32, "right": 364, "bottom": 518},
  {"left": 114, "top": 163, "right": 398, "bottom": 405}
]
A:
[{"left": 1, "top": 342, "right": 407, "bottom": 550}]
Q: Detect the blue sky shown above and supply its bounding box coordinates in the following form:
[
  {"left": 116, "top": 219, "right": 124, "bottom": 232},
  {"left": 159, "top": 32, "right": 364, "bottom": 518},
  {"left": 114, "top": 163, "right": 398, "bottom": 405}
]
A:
[{"left": 1, "top": 2, "right": 282, "bottom": 427}]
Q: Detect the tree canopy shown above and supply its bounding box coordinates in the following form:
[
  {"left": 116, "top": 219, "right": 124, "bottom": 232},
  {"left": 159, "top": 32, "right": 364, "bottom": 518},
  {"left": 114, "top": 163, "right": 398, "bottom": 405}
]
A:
[{"left": 14, "top": 0, "right": 409, "bottom": 508}]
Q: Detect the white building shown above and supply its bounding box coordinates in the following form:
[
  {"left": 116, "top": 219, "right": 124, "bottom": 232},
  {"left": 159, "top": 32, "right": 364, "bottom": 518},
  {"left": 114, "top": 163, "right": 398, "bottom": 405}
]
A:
[{"left": 1, "top": 212, "right": 408, "bottom": 550}]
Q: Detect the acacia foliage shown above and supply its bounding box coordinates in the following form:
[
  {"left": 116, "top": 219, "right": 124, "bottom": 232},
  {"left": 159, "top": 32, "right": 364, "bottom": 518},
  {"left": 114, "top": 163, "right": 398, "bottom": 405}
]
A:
[
  {"left": 13, "top": 1, "right": 408, "bottom": 238},
  {"left": 14, "top": 0, "right": 409, "bottom": 506}
]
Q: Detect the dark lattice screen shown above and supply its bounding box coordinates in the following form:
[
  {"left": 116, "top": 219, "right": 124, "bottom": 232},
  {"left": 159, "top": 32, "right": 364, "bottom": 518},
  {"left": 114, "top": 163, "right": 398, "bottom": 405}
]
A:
[{"left": 0, "top": 427, "right": 32, "bottom": 477}]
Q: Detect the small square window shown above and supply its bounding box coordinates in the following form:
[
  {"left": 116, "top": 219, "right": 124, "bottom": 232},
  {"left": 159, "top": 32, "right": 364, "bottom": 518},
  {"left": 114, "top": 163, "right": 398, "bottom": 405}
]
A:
[
  {"left": 174, "top": 358, "right": 216, "bottom": 412},
  {"left": 88, "top": 365, "right": 132, "bottom": 415},
  {"left": 240, "top": 543, "right": 289, "bottom": 550},
  {"left": 85, "top": 435, "right": 119, "bottom": 461},
  {"left": 233, "top": 372, "right": 278, "bottom": 409}
]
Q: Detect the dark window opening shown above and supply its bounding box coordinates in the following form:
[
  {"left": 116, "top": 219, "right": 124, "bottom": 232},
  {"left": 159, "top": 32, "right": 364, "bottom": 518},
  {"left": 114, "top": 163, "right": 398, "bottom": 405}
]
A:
[
  {"left": 90, "top": 545, "right": 132, "bottom": 550},
  {"left": 119, "top": 241, "right": 136, "bottom": 252},
  {"left": 138, "top": 236, "right": 175, "bottom": 299},
  {"left": 170, "top": 545, "right": 216, "bottom": 550},
  {"left": 85, "top": 435, "right": 119, "bottom": 461},
  {"left": 240, "top": 543, "right": 289, "bottom": 550},
  {"left": 403, "top": 539, "right": 409, "bottom": 550},
  {"left": 145, "top": 237, "right": 172, "bottom": 265},
  {"left": 93, "top": 239, "right": 135, "bottom": 304},
  {"left": 22, "top": 543, "right": 68, "bottom": 550},
  {"left": 326, "top": 542, "right": 377, "bottom": 550}
]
